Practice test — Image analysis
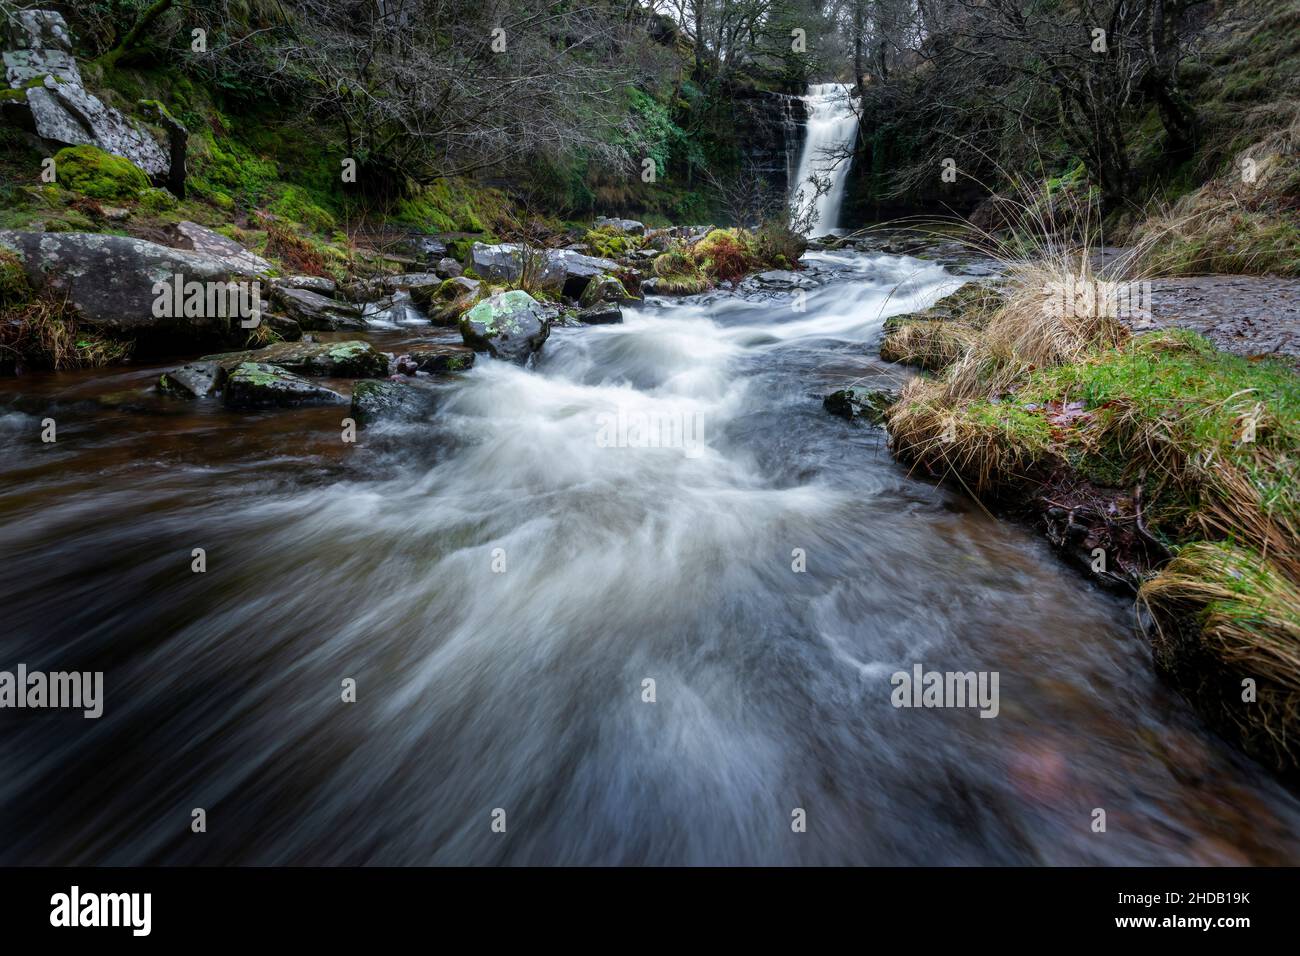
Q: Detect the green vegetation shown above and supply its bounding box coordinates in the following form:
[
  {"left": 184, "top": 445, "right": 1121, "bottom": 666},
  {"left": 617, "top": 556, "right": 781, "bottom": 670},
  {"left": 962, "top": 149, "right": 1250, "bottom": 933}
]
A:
[{"left": 52, "top": 144, "right": 150, "bottom": 200}]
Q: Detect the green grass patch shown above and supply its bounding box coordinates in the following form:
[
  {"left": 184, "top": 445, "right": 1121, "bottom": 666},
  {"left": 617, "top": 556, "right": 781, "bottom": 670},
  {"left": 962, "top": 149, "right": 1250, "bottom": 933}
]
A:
[{"left": 1016, "top": 329, "right": 1300, "bottom": 529}]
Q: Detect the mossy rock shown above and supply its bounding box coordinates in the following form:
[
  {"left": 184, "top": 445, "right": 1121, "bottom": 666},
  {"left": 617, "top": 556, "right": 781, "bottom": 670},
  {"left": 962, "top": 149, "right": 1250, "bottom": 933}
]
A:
[
  {"left": 53, "top": 145, "right": 150, "bottom": 201},
  {"left": 824, "top": 387, "right": 898, "bottom": 424},
  {"left": 579, "top": 273, "right": 637, "bottom": 308},
  {"left": 202, "top": 340, "right": 388, "bottom": 378},
  {"left": 350, "top": 378, "right": 439, "bottom": 425},
  {"left": 223, "top": 362, "right": 347, "bottom": 409}
]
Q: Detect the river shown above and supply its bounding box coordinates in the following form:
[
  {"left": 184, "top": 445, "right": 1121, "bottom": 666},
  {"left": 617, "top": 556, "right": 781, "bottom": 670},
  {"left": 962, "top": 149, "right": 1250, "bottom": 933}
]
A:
[{"left": 2, "top": 249, "right": 1298, "bottom": 864}]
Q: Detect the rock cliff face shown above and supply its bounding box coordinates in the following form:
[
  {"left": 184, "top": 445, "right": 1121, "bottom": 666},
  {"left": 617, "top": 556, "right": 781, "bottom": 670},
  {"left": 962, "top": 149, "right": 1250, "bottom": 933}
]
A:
[
  {"left": 3, "top": 10, "right": 177, "bottom": 187},
  {"left": 730, "top": 88, "right": 806, "bottom": 200}
]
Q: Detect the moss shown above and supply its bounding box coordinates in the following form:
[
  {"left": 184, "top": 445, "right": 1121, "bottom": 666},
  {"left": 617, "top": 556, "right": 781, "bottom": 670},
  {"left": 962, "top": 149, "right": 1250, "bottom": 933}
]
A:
[
  {"left": 390, "top": 178, "right": 510, "bottom": 234},
  {"left": 585, "top": 227, "right": 639, "bottom": 258},
  {"left": 270, "top": 184, "right": 336, "bottom": 233},
  {"left": 0, "top": 248, "right": 32, "bottom": 305},
  {"left": 53, "top": 145, "right": 150, "bottom": 200},
  {"left": 188, "top": 132, "right": 277, "bottom": 208},
  {"left": 139, "top": 186, "right": 178, "bottom": 212}
]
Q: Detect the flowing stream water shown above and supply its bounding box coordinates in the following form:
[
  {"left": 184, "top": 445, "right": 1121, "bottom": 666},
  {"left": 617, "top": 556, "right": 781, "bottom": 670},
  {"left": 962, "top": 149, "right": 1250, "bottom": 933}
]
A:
[
  {"left": 791, "top": 83, "right": 860, "bottom": 235},
  {"left": 2, "top": 250, "right": 1300, "bottom": 864}
]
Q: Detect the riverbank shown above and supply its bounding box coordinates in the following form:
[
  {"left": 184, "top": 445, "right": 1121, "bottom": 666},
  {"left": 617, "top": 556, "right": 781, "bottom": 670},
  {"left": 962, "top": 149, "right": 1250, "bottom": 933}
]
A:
[{"left": 858, "top": 233, "right": 1300, "bottom": 774}]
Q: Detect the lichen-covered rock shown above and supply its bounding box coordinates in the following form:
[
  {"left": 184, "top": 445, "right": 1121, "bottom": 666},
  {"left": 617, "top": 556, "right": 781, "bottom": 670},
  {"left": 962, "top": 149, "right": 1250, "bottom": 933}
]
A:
[
  {"left": 4, "top": 13, "right": 171, "bottom": 183},
  {"left": 165, "top": 222, "right": 273, "bottom": 274},
  {"left": 0, "top": 230, "right": 260, "bottom": 345},
  {"left": 158, "top": 362, "right": 220, "bottom": 398},
  {"left": 269, "top": 285, "right": 365, "bottom": 331},
  {"left": 350, "top": 378, "right": 439, "bottom": 424},
  {"left": 460, "top": 290, "right": 550, "bottom": 364},
  {"left": 273, "top": 274, "right": 337, "bottom": 295},
  {"left": 407, "top": 344, "right": 476, "bottom": 373},
  {"left": 223, "top": 362, "right": 347, "bottom": 408},
  {"left": 3, "top": 11, "right": 78, "bottom": 86},
  {"left": 202, "top": 340, "right": 389, "bottom": 378}
]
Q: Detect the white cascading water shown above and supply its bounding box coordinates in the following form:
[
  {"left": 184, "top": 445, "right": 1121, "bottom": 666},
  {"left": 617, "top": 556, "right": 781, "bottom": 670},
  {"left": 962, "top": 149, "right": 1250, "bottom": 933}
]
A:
[{"left": 791, "top": 82, "right": 860, "bottom": 235}]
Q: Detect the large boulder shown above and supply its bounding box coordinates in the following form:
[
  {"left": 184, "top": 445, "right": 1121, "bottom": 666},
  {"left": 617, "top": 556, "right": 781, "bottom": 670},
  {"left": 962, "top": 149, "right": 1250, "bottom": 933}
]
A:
[
  {"left": 4, "top": 11, "right": 171, "bottom": 183},
  {"left": 468, "top": 242, "right": 618, "bottom": 297},
  {"left": 468, "top": 242, "right": 562, "bottom": 285},
  {"left": 223, "top": 362, "right": 347, "bottom": 409},
  {"left": 202, "top": 340, "right": 389, "bottom": 378},
  {"left": 269, "top": 285, "right": 366, "bottom": 331},
  {"left": 0, "top": 230, "right": 263, "bottom": 346},
  {"left": 460, "top": 290, "right": 550, "bottom": 364}
]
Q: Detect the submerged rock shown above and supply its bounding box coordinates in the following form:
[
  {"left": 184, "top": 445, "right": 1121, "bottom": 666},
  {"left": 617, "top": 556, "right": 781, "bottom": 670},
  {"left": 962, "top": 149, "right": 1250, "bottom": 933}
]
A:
[
  {"left": 350, "top": 378, "right": 439, "bottom": 424},
  {"left": 223, "top": 362, "right": 347, "bottom": 408},
  {"left": 202, "top": 340, "right": 389, "bottom": 378},
  {"left": 460, "top": 290, "right": 550, "bottom": 364},
  {"left": 158, "top": 362, "right": 220, "bottom": 398},
  {"left": 823, "top": 387, "right": 898, "bottom": 424},
  {"left": 744, "top": 270, "right": 817, "bottom": 292}
]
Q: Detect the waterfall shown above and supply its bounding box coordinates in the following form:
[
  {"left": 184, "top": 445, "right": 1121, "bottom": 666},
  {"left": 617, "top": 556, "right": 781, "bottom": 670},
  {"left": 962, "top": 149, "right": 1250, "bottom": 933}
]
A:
[{"left": 790, "top": 83, "right": 860, "bottom": 235}]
